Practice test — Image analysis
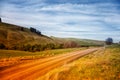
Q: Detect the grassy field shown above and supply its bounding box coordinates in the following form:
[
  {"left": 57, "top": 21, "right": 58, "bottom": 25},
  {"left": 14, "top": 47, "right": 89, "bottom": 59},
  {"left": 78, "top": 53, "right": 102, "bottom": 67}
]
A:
[
  {"left": 0, "top": 48, "right": 86, "bottom": 69},
  {"left": 0, "top": 48, "right": 86, "bottom": 59},
  {"left": 39, "top": 45, "right": 120, "bottom": 80}
]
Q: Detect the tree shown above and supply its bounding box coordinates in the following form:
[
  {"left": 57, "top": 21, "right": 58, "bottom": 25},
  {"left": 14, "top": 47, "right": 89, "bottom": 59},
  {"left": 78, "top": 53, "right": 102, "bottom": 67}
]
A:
[
  {"left": 30, "top": 27, "right": 36, "bottom": 33},
  {"left": 105, "top": 37, "right": 113, "bottom": 45},
  {"left": 0, "top": 43, "right": 5, "bottom": 49},
  {"left": 20, "top": 27, "right": 24, "bottom": 31},
  {"left": 0, "top": 18, "right": 1, "bottom": 22},
  {"left": 36, "top": 30, "right": 41, "bottom": 35}
]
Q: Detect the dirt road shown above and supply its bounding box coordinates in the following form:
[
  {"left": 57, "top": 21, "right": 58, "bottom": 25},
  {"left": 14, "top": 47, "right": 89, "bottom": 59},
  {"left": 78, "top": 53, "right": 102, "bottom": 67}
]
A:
[{"left": 0, "top": 48, "right": 100, "bottom": 80}]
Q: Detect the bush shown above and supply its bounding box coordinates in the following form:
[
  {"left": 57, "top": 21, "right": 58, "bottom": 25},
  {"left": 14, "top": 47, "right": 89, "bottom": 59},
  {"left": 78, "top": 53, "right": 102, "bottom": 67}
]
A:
[
  {"left": 30, "top": 27, "right": 41, "bottom": 35},
  {"left": 20, "top": 27, "right": 24, "bottom": 31},
  {"left": 0, "top": 43, "right": 5, "bottom": 49}
]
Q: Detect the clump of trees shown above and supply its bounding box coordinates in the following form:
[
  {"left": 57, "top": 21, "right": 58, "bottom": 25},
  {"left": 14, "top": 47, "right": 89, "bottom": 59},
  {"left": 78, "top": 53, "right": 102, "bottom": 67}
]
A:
[
  {"left": 1, "top": 43, "right": 63, "bottom": 52},
  {"left": 30, "top": 27, "right": 41, "bottom": 35},
  {"left": 15, "top": 43, "right": 64, "bottom": 52},
  {"left": 105, "top": 37, "right": 113, "bottom": 45},
  {"left": 0, "top": 39, "right": 87, "bottom": 52}
]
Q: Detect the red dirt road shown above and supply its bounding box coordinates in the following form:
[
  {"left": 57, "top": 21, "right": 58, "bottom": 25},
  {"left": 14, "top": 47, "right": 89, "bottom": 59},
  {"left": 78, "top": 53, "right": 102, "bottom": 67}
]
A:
[{"left": 0, "top": 48, "right": 100, "bottom": 80}]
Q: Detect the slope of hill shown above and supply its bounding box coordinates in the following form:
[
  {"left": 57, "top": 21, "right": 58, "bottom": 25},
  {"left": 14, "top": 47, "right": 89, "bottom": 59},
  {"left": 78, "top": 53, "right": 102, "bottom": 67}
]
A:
[
  {"left": 0, "top": 22, "right": 56, "bottom": 50},
  {"left": 51, "top": 37, "right": 104, "bottom": 47},
  {"left": 0, "top": 22, "right": 104, "bottom": 51}
]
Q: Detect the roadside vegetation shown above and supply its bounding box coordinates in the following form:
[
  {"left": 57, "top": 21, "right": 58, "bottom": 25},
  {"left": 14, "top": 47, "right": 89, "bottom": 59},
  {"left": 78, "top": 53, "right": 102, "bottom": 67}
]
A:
[
  {"left": 0, "top": 48, "right": 86, "bottom": 59},
  {"left": 0, "top": 48, "right": 86, "bottom": 69},
  {"left": 39, "top": 44, "right": 120, "bottom": 80}
]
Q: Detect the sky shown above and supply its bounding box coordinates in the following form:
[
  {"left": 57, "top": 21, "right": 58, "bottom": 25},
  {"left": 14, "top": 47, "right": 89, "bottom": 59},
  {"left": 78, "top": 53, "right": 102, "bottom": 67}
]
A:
[{"left": 0, "top": 0, "right": 120, "bottom": 42}]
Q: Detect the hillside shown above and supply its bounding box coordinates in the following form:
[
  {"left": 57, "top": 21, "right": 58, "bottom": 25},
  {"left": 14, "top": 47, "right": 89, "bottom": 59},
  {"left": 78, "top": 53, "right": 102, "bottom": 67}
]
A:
[
  {"left": 0, "top": 22, "right": 56, "bottom": 50},
  {"left": 0, "top": 22, "right": 104, "bottom": 51},
  {"left": 51, "top": 37, "right": 104, "bottom": 47}
]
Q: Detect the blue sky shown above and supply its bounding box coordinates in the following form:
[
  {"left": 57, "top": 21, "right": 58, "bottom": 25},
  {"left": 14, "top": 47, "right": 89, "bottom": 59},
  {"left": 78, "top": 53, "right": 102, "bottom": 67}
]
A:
[{"left": 0, "top": 0, "right": 120, "bottom": 42}]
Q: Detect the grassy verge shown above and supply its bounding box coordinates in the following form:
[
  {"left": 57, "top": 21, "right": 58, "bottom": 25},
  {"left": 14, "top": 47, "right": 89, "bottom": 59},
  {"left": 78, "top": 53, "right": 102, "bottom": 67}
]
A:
[
  {"left": 0, "top": 48, "right": 86, "bottom": 69},
  {"left": 0, "top": 48, "right": 86, "bottom": 59},
  {"left": 39, "top": 45, "right": 120, "bottom": 80}
]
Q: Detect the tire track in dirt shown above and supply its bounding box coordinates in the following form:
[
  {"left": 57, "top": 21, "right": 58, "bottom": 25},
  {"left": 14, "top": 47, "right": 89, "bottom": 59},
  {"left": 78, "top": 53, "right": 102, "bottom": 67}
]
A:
[{"left": 0, "top": 48, "right": 101, "bottom": 80}]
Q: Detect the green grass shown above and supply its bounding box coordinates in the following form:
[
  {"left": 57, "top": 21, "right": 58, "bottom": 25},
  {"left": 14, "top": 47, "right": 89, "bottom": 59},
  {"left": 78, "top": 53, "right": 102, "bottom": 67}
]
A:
[{"left": 0, "top": 48, "right": 86, "bottom": 59}]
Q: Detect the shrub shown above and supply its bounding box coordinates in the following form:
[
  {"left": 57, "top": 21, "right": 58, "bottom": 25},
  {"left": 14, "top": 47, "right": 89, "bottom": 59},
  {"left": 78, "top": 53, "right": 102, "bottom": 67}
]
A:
[
  {"left": 0, "top": 43, "right": 5, "bottom": 49},
  {"left": 30, "top": 27, "right": 36, "bottom": 33},
  {"left": 20, "top": 27, "right": 24, "bottom": 31},
  {"left": 0, "top": 18, "right": 2, "bottom": 22},
  {"left": 30, "top": 27, "right": 41, "bottom": 35}
]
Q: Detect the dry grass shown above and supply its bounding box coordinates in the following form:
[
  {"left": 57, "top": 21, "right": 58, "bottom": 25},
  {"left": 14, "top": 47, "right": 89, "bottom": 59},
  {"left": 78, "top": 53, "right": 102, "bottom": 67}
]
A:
[
  {"left": 0, "top": 48, "right": 85, "bottom": 69},
  {"left": 0, "top": 48, "right": 86, "bottom": 58},
  {"left": 38, "top": 45, "right": 120, "bottom": 80}
]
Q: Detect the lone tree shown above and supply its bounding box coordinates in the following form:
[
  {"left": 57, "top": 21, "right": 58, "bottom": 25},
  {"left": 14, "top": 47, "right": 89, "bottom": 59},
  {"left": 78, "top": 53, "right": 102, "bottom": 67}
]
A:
[{"left": 105, "top": 37, "right": 113, "bottom": 45}]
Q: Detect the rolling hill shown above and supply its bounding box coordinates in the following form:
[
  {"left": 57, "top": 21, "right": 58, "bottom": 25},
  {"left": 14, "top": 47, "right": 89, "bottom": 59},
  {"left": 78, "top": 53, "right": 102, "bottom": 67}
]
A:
[
  {"left": 0, "top": 22, "right": 55, "bottom": 49},
  {"left": 51, "top": 37, "right": 104, "bottom": 47},
  {"left": 0, "top": 22, "right": 104, "bottom": 51}
]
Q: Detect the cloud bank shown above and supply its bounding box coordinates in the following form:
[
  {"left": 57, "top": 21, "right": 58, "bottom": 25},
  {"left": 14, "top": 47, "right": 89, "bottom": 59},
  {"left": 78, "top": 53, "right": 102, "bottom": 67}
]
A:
[{"left": 0, "top": 0, "right": 120, "bottom": 42}]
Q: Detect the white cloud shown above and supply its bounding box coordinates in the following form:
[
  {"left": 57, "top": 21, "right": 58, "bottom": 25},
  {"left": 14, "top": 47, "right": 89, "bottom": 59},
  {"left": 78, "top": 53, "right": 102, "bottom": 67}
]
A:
[{"left": 1, "top": 1, "right": 120, "bottom": 42}]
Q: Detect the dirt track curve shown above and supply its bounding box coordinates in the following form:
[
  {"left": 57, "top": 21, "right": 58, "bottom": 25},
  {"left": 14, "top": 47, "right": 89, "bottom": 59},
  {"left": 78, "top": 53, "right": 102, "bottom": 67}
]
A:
[{"left": 0, "top": 48, "right": 100, "bottom": 80}]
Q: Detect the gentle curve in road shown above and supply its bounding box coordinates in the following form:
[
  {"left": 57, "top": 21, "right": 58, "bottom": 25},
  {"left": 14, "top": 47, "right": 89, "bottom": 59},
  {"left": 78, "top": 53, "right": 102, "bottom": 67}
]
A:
[{"left": 0, "top": 48, "right": 101, "bottom": 80}]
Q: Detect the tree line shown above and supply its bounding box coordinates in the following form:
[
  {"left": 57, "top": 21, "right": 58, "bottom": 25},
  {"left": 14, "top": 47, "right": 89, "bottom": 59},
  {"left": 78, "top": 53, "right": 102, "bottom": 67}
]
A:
[
  {"left": 0, "top": 41, "right": 80, "bottom": 52},
  {"left": 19, "top": 43, "right": 63, "bottom": 52},
  {"left": 18, "top": 27, "right": 41, "bottom": 36}
]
